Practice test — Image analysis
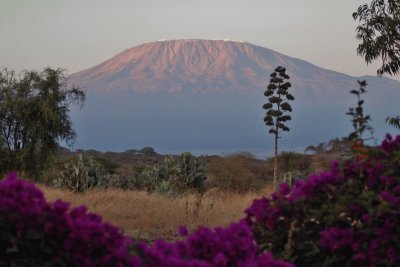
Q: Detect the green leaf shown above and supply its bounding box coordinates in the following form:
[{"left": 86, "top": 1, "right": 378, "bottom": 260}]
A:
[{"left": 386, "top": 116, "right": 400, "bottom": 129}]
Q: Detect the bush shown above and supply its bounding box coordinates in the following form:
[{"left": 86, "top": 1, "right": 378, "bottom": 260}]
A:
[
  {"left": 246, "top": 134, "right": 400, "bottom": 266},
  {"left": 0, "top": 173, "right": 136, "bottom": 267},
  {"left": 206, "top": 153, "right": 267, "bottom": 193},
  {"left": 94, "top": 157, "right": 121, "bottom": 174},
  {"left": 134, "top": 152, "right": 207, "bottom": 196},
  {"left": 53, "top": 154, "right": 109, "bottom": 192},
  {"left": 275, "top": 151, "right": 312, "bottom": 185},
  {"left": 304, "top": 137, "right": 354, "bottom": 173},
  {"left": 133, "top": 221, "right": 294, "bottom": 267},
  {"left": 277, "top": 151, "right": 312, "bottom": 174}
]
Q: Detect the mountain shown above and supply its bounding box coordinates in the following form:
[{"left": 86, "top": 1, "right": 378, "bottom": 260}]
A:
[{"left": 68, "top": 39, "right": 400, "bottom": 156}]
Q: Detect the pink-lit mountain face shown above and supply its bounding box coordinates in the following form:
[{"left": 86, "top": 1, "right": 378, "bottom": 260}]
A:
[
  {"left": 69, "top": 39, "right": 275, "bottom": 94},
  {"left": 68, "top": 40, "right": 400, "bottom": 155},
  {"left": 70, "top": 39, "right": 389, "bottom": 97}
]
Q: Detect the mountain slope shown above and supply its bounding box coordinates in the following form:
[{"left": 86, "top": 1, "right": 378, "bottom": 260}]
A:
[
  {"left": 68, "top": 40, "right": 400, "bottom": 155},
  {"left": 70, "top": 39, "right": 381, "bottom": 95}
]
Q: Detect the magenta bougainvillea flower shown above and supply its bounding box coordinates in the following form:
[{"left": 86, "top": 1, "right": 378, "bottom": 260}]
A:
[
  {"left": 246, "top": 134, "right": 400, "bottom": 266},
  {"left": 0, "top": 172, "right": 137, "bottom": 267}
]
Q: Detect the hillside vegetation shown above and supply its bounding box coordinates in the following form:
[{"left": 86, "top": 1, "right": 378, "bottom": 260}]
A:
[
  {"left": 31, "top": 137, "right": 353, "bottom": 242},
  {"left": 38, "top": 137, "right": 353, "bottom": 196}
]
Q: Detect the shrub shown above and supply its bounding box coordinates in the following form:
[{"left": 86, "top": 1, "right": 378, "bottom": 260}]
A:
[
  {"left": 161, "top": 152, "right": 207, "bottom": 194},
  {"left": 94, "top": 157, "right": 121, "bottom": 174},
  {"left": 206, "top": 153, "right": 266, "bottom": 193},
  {"left": 246, "top": 134, "right": 400, "bottom": 266},
  {"left": 133, "top": 221, "right": 294, "bottom": 267},
  {"left": 53, "top": 154, "right": 109, "bottom": 192},
  {"left": 134, "top": 152, "right": 207, "bottom": 196},
  {"left": 114, "top": 164, "right": 148, "bottom": 190},
  {"left": 140, "top": 147, "right": 158, "bottom": 157},
  {"left": 277, "top": 151, "right": 312, "bottom": 175},
  {"left": 0, "top": 173, "right": 136, "bottom": 267},
  {"left": 276, "top": 151, "right": 312, "bottom": 185}
]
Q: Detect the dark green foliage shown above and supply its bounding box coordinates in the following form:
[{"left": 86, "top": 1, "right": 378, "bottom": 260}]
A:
[
  {"left": 41, "top": 147, "right": 166, "bottom": 190},
  {"left": 304, "top": 137, "right": 355, "bottom": 173},
  {"left": 94, "top": 157, "right": 121, "bottom": 174},
  {"left": 171, "top": 152, "right": 207, "bottom": 190},
  {"left": 54, "top": 154, "right": 109, "bottom": 192},
  {"left": 206, "top": 153, "right": 267, "bottom": 193},
  {"left": 266, "top": 151, "right": 312, "bottom": 186},
  {"left": 124, "top": 149, "right": 139, "bottom": 154},
  {"left": 346, "top": 80, "right": 374, "bottom": 142},
  {"left": 353, "top": 0, "right": 400, "bottom": 76},
  {"left": 305, "top": 137, "right": 354, "bottom": 158},
  {"left": 0, "top": 68, "right": 85, "bottom": 178},
  {"left": 134, "top": 152, "right": 207, "bottom": 196},
  {"left": 161, "top": 152, "right": 207, "bottom": 194},
  {"left": 106, "top": 173, "right": 127, "bottom": 189},
  {"left": 386, "top": 116, "right": 400, "bottom": 129},
  {"left": 263, "top": 66, "right": 294, "bottom": 188},
  {"left": 277, "top": 151, "right": 312, "bottom": 175},
  {"left": 353, "top": 1, "right": 400, "bottom": 130},
  {"left": 140, "top": 147, "right": 157, "bottom": 156},
  {"left": 132, "top": 167, "right": 159, "bottom": 191}
]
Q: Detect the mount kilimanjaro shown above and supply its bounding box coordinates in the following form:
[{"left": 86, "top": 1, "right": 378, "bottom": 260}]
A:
[{"left": 68, "top": 39, "right": 400, "bottom": 156}]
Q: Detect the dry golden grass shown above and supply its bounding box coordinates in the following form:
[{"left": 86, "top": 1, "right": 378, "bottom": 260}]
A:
[{"left": 39, "top": 186, "right": 273, "bottom": 242}]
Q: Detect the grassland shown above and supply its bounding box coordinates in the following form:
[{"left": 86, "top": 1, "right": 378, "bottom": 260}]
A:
[
  {"left": 40, "top": 185, "right": 273, "bottom": 242},
  {"left": 36, "top": 138, "right": 351, "bottom": 242}
]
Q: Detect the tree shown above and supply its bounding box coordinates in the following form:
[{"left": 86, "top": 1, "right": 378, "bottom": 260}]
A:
[
  {"left": 305, "top": 137, "right": 353, "bottom": 158},
  {"left": 353, "top": 0, "right": 400, "bottom": 76},
  {"left": 139, "top": 146, "right": 157, "bottom": 156},
  {"left": 0, "top": 68, "right": 85, "bottom": 178},
  {"left": 353, "top": 0, "right": 400, "bottom": 128},
  {"left": 263, "top": 66, "right": 294, "bottom": 189},
  {"left": 346, "top": 80, "right": 374, "bottom": 142}
]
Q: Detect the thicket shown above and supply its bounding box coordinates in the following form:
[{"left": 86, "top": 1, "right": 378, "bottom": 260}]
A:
[
  {"left": 51, "top": 152, "right": 208, "bottom": 196},
  {"left": 53, "top": 154, "right": 110, "bottom": 192},
  {"left": 246, "top": 134, "right": 400, "bottom": 266},
  {"left": 44, "top": 147, "right": 333, "bottom": 195},
  {"left": 132, "top": 152, "right": 207, "bottom": 196},
  {"left": 206, "top": 153, "right": 267, "bottom": 193}
]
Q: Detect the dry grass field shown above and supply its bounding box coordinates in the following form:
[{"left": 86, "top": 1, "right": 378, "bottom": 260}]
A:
[{"left": 40, "top": 186, "right": 273, "bottom": 242}]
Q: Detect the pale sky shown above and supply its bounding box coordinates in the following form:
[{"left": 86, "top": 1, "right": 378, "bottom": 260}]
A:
[{"left": 0, "top": 0, "right": 387, "bottom": 78}]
